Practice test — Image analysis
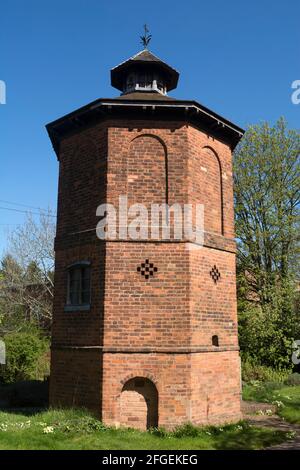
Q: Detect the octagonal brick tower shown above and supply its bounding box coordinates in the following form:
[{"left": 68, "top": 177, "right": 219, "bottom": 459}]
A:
[{"left": 47, "top": 47, "right": 244, "bottom": 430}]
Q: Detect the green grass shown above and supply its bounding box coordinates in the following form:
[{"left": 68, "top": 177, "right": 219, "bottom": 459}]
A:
[
  {"left": 0, "top": 409, "right": 289, "bottom": 450},
  {"left": 243, "top": 383, "right": 300, "bottom": 425}
]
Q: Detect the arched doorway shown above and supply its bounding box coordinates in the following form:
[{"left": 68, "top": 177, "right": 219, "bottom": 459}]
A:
[{"left": 120, "top": 377, "right": 158, "bottom": 430}]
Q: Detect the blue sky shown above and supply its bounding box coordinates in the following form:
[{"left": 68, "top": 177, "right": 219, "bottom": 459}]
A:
[{"left": 1, "top": 0, "right": 299, "bottom": 255}]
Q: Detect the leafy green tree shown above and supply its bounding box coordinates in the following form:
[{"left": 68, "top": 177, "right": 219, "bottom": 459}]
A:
[{"left": 234, "top": 118, "right": 300, "bottom": 367}]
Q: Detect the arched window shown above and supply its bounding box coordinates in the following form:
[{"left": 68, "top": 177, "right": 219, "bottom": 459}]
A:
[
  {"left": 212, "top": 335, "right": 219, "bottom": 347},
  {"left": 65, "top": 261, "right": 91, "bottom": 310}
]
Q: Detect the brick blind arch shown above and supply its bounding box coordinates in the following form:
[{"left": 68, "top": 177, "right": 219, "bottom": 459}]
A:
[
  {"left": 120, "top": 377, "right": 159, "bottom": 430},
  {"left": 201, "top": 146, "right": 224, "bottom": 235},
  {"left": 126, "top": 134, "right": 168, "bottom": 208},
  {"left": 58, "top": 138, "right": 99, "bottom": 235}
]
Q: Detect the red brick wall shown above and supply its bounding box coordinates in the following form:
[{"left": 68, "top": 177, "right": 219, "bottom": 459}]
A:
[
  {"left": 189, "top": 247, "right": 238, "bottom": 349},
  {"left": 51, "top": 242, "right": 105, "bottom": 347},
  {"left": 50, "top": 118, "right": 241, "bottom": 430},
  {"left": 50, "top": 349, "right": 102, "bottom": 417},
  {"left": 106, "top": 122, "right": 188, "bottom": 210},
  {"left": 56, "top": 125, "right": 107, "bottom": 238},
  {"left": 102, "top": 353, "right": 192, "bottom": 428},
  {"left": 103, "top": 242, "right": 190, "bottom": 349},
  {"left": 186, "top": 125, "right": 235, "bottom": 238},
  {"left": 101, "top": 352, "right": 241, "bottom": 428},
  {"left": 190, "top": 351, "right": 241, "bottom": 425}
]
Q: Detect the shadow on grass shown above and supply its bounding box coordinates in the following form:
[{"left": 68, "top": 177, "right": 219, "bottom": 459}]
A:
[
  {"left": 151, "top": 422, "right": 289, "bottom": 450},
  {"left": 214, "top": 427, "right": 287, "bottom": 450},
  {"left": 0, "top": 407, "right": 47, "bottom": 416},
  {"left": 0, "top": 380, "right": 48, "bottom": 411}
]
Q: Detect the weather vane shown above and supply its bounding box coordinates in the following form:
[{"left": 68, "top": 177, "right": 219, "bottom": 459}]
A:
[{"left": 140, "top": 24, "right": 152, "bottom": 49}]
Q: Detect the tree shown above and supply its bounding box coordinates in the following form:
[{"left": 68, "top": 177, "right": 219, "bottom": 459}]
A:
[
  {"left": 0, "top": 254, "right": 26, "bottom": 334},
  {"left": 0, "top": 211, "right": 55, "bottom": 333},
  {"left": 234, "top": 118, "right": 300, "bottom": 367}
]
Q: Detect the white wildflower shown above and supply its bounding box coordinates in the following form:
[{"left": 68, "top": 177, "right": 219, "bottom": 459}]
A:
[
  {"left": 43, "top": 426, "right": 54, "bottom": 434},
  {"left": 272, "top": 400, "right": 284, "bottom": 408}
]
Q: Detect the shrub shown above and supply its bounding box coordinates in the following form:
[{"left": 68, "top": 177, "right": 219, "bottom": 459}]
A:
[
  {"left": 0, "top": 331, "right": 49, "bottom": 384},
  {"left": 173, "top": 423, "right": 200, "bottom": 438},
  {"left": 35, "top": 350, "right": 50, "bottom": 379},
  {"left": 242, "top": 358, "right": 291, "bottom": 384},
  {"left": 238, "top": 279, "right": 300, "bottom": 369}
]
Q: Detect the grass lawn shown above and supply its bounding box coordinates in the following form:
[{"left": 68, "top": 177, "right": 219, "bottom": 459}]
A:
[
  {"left": 243, "top": 384, "right": 300, "bottom": 425},
  {"left": 0, "top": 408, "right": 291, "bottom": 450}
]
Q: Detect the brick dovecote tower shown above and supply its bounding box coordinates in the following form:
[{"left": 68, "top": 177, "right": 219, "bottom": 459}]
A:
[{"left": 47, "top": 46, "right": 244, "bottom": 430}]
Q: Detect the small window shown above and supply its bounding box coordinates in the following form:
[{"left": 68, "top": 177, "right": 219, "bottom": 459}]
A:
[
  {"left": 66, "top": 262, "right": 91, "bottom": 310},
  {"left": 212, "top": 335, "right": 219, "bottom": 347}
]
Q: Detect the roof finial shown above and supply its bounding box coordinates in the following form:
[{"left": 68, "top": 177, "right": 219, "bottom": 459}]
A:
[{"left": 140, "top": 24, "right": 152, "bottom": 49}]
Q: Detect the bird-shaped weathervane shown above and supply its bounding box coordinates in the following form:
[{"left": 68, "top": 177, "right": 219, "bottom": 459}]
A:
[{"left": 140, "top": 24, "right": 152, "bottom": 49}]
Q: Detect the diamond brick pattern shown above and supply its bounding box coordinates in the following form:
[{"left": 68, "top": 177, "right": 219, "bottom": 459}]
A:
[
  {"left": 137, "top": 259, "right": 158, "bottom": 280},
  {"left": 210, "top": 265, "right": 221, "bottom": 284}
]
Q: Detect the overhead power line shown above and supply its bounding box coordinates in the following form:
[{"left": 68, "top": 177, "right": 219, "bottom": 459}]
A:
[
  {"left": 0, "top": 206, "right": 57, "bottom": 218},
  {"left": 0, "top": 199, "right": 56, "bottom": 214}
]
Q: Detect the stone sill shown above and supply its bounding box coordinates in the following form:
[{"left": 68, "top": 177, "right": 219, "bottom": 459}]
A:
[{"left": 64, "top": 304, "right": 91, "bottom": 312}]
